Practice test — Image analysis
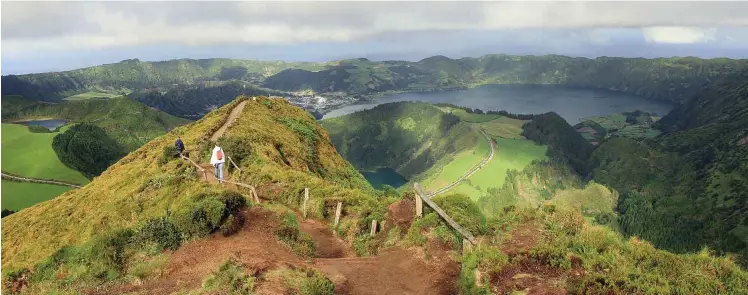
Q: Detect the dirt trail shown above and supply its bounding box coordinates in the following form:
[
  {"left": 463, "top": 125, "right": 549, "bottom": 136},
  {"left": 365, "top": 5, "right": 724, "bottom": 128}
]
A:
[
  {"left": 298, "top": 220, "right": 459, "bottom": 295},
  {"left": 211, "top": 100, "right": 248, "bottom": 142}
]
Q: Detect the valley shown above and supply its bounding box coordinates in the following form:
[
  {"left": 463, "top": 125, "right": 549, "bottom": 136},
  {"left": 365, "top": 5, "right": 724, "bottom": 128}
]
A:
[{"left": 2, "top": 53, "right": 748, "bottom": 295}]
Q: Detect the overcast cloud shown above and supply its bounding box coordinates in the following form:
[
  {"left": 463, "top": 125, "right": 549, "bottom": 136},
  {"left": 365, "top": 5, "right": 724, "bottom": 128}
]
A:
[{"left": 2, "top": 1, "right": 748, "bottom": 74}]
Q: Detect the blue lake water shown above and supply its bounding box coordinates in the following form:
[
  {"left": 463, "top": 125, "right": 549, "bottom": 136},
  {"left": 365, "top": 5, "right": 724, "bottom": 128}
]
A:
[
  {"left": 322, "top": 84, "right": 675, "bottom": 124},
  {"left": 17, "top": 119, "right": 68, "bottom": 130},
  {"left": 361, "top": 168, "right": 408, "bottom": 190}
]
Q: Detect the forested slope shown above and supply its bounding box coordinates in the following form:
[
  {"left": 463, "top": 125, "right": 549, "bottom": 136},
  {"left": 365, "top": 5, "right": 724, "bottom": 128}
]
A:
[
  {"left": 590, "top": 68, "right": 748, "bottom": 262},
  {"left": 321, "top": 101, "right": 479, "bottom": 179}
]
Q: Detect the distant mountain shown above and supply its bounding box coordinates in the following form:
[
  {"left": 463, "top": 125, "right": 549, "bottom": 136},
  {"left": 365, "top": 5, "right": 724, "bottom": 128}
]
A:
[
  {"left": 1, "top": 58, "right": 325, "bottom": 101},
  {"left": 4, "top": 55, "right": 747, "bottom": 106},
  {"left": 264, "top": 55, "right": 748, "bottom": 104}
]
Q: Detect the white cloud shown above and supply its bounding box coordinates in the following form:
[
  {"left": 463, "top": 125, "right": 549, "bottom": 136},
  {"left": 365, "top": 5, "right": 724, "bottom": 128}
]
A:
[
  {"left": 642, "top": 27, "right": 717, "bottom": 44},
  {"left": 2, "top": 1, "right": 748, "bottom": 58}
]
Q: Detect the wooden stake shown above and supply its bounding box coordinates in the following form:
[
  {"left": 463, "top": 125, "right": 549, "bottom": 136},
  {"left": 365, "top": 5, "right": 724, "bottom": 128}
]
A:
[
  {"left": 334, "top": 202, "right": 342, "bottom": 227},
  {"left": 370, "top": 219, "right": 377, "bottom": 236},
  {"left": 303, "top": 188, "right": 309, "bottom": 219},
  {"left": 380, "top": 220, "right": 387, "bottom": 232},
  {"left": 414, "top": 185, "right": 423, "bottom": 218},
  {"left": 463, "top": 239, "right": 473, "bottom": 253}
]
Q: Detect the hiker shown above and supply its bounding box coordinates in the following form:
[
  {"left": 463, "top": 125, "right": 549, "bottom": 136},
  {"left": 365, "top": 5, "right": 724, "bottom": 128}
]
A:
[
  {"left": 210, "top": 144, "right": 225, "bottom": 183},
  {"left": 175, "top": 137, "right": 185, "bottom": 156}
]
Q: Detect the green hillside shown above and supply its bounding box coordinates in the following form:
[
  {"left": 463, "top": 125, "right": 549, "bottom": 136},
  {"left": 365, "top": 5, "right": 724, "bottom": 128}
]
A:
[
  {"left": 1, "top": 58, "right": 325, "bottom": 101},
  {"left": 590, "top": 68, "right": 748, "bottom": 262},
  {"left": 321, "top": 101, "right": 480, "bottom": 180},
  {"left": 3, "top": 96, "right": 191, "bottom": 151}
]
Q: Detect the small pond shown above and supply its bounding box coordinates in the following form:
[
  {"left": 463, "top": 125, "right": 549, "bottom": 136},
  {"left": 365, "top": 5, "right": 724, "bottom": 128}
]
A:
[
  {"left": 361, "top": 168, "right": 408, "bottom": 190},
  {"left": 17, "top": 119, "right": 68, "bottom": 131}
]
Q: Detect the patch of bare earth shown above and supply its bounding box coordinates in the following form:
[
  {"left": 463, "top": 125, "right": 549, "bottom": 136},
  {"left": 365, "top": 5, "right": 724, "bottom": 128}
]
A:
[{"left": 739, "top": 135, "right": 748, "bottom": 146}]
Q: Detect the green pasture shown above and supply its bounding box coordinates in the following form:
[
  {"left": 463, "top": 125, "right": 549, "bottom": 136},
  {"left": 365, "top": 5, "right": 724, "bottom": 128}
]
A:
[
  {"left": 478, "top": 116, "right": 527, "bottom": 139},
  {"left": 1, "top": 180, "right": 73, "bottom": 211},
  {"left": 64, "top": 91, "right": 119, "bottom": 101},
  {"left": 1, "top": 123, "right": 89, "bottom": 184}
]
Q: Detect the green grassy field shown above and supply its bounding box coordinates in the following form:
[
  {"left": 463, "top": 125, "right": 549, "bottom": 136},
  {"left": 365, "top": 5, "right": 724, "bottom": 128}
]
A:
[
  {"left": 1, "top": 123, "right": 89, "bottom": 184},
  {"left": 421, "top": 136, "right": 489, "bottom": 191},
  {"left": 63, "top": 92, "right": 119, "bottom": 101},
  {"left": 1, "top": 180, "right": 73, "bottom": 211},
  {"left": 478, "top": 116, "right": 527, "bottom": 139},
  {"left": 449, "top": 137, "right": 547, "bottom": 200}
]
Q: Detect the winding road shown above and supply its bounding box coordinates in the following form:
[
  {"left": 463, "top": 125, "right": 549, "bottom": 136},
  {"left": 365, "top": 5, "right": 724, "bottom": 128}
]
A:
[
  {"left": 426, "top": 129, "right": 495, "bottom": 198},
  {"left": 1, "top": 171, "right": 82, "bottom": 188}
]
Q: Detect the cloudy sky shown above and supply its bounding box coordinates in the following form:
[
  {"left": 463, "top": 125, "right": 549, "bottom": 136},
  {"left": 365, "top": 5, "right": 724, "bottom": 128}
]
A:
[{"left": 2, "top": 1, "right": 748, "bottom": 75}]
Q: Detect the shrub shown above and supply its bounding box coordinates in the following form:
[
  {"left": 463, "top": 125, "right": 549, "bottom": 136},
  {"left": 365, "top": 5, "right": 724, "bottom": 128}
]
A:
[
  {"left": 27, "top": 125, "right": 52, "bottom": 133},
  {"left": 404, "top": 213, "right": 441, "bottom": 246},
  {"left": 219, "top": 213, "right": 245, "bottom": 237},
  {"left": 137, "top": 217, "right": 182, "bottom": 251},
  {"left": 170, "top": 197, "right": 225, "bottom": 239},
  {"left": 299, "top": 272, "right": 335, "bottom": 295},
  {"left": 202, "top": 258, "right": 255, "bottom": 295},
  {"left": 459, "top": 246, "right": 506, "bottom": 295},
  {"left": 432, "top": 193, "right": 486, "bottom": 235},
  {"left": 353, "top": 235, "right": 378, "bottom": 257},
  {"left": 159, "top": 145, "right": 180, "bottom": 165}
]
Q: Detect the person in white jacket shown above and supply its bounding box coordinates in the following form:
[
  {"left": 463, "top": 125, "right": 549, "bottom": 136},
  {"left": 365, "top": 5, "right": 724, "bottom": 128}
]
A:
[{"left": 210, "top": 144, "right": 225, "bottom": 183}]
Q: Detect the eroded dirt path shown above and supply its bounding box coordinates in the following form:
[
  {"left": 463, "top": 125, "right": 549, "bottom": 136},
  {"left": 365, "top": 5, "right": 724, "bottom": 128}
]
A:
[
  {"left": 211, "top": 100, "right": 248, "bottom": 142},
  {"left": 298, "top": 214, "right": 459, "bottom": 295}
]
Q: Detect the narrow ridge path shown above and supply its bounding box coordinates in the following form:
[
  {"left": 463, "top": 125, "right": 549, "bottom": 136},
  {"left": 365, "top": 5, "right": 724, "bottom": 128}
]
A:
[
  {"left": 1, "top": 171, "right": 82, "bottom": 188},
  {"left": 427, "top": 129, "right": 495, "bottom": 197},
  {"left": 211, "top": 100, "right": 248, "bottom": 142}
]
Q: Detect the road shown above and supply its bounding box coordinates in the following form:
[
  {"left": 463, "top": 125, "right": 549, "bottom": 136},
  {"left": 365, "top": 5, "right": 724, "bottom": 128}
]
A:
[
  {"left": 426, "top": 129, "right": 495, "bottom": 198},
  {"left": 1, "top": 171, "right": 82, "bottom": 188}
]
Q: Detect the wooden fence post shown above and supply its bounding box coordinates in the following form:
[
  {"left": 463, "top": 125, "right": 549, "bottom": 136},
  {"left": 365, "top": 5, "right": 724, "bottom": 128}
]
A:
[
  {"left": 414, "top": 185, "right": 423, "bottom": 218},
  {"left": 334, "top": 202, "right": 343, "bottom": 227},
  {"left": 370, "top": 219, "right": 378, "bottom": 236},
  {"left": 414, "top": 182, "right": 477, "bottom": 245},
  {"left": 302, "top": 188, "right": 309, "bottom": 219}
]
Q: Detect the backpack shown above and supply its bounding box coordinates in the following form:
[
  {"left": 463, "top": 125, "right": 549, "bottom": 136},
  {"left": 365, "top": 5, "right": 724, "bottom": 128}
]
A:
[{"left": 216, "top": 149, "right": 223, "bottom": 160}]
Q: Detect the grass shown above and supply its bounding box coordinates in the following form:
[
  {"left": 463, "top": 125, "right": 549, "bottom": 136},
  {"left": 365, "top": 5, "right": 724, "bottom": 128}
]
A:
[
  {"left": 421, "top": 135, "right": 489, "bottom": 191},
  {"left": 63, "top": 92, "right": 119, "bottom": 101},
  {"left": 1, "top": 180, "right": 74, "bottom": 211},
  {"left": 450, "top": 137, "right": 547, "bottom": 201},
  {"left": 1, "top": 123, "right": 89, "bottom": 184},
  {"left": 478, "top": 116, "right": 527, "bottom": 139}
]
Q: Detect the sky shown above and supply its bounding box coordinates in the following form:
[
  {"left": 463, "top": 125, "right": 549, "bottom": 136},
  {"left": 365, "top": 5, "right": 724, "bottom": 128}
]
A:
[{"left": 2, "top": 1, "right": 748, "bottom": 75}]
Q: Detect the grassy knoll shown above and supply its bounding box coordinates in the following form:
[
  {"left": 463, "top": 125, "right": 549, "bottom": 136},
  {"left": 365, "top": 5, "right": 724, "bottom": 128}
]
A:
[
  {"left": 1, "top": 123, "right": 89, "bottom": 184},
  {"left": 448, "top": 109, "right": 501, "bottom": 123},
  {"left": 1, "top": 180, "right": 73, "bottom": 211},
  {"left": 450, "top": 137, "right": 547, "bottom": 200},
  {"left": 63, "top": 91, "right": 119, "bottom": 101}
]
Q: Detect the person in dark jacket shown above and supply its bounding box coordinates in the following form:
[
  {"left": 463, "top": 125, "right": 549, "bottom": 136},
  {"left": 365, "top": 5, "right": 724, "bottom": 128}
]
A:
[{"left": 175, "top": 137, "right": 185, "bottom": 155}]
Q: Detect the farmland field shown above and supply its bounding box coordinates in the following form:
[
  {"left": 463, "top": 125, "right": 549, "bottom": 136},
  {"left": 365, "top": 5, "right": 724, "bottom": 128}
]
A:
[
  {"left": 478, "top": 116, "right": 527, "bottom": 139},
  {"left": 1, "top": 180, "right": 73, "bottom": 211},
  {"left": 448, "top": 137, "right": 548, "bottom": 200},
  {"left": 64, "top": 91, "right": 119, "bottom": 101},
  {"left": 1, "top": 123, "right": 89, "bottom": 184}
]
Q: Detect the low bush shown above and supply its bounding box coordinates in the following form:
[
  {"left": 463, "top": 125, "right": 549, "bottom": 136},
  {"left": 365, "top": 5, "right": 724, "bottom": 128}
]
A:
[
  {"left": 137, "top": 217, "right": 182, "bottom": 251},
  {"left": 353, "top": 235, "right": 378, "bottom": 256},
  {"left": 299, "top": 271, "right": 335, "bottom": 295},
  {"left": 27, "top": 125, "right": 52, "bottom": 133},
  {"left": 219, "top": 213, "right": 245, "bottom": 237},
  {"left": 202, "top": 258, "right": 255, "bottom": 295},
  {"left": 159, "top": 145, "right": 180, "bottom": 166},
  {"left": 432, "top": 193, "right": 486, "bottom": 235},
  {"left": 459, "top": 246, "right": 507, "bottom": 295}
]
